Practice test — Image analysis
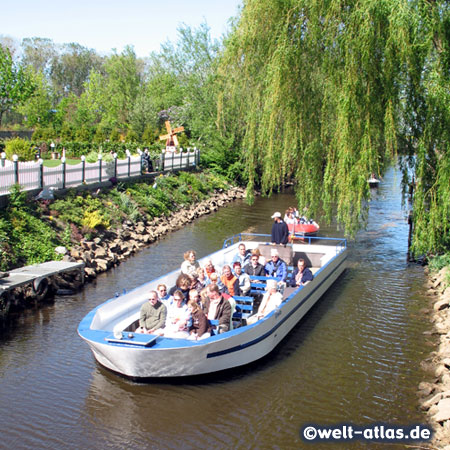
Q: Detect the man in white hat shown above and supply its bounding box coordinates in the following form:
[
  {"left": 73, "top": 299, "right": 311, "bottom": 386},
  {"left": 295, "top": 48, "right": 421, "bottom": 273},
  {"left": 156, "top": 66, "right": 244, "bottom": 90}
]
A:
[
  {"left": 264, "top": 248, "right": 288, "bottom": 282},
  {"left": 246, "top": 279, "right": 283, "bottom": 325},
  {"left": 270, "top": 211, "right": 289, "bottom": 245}
]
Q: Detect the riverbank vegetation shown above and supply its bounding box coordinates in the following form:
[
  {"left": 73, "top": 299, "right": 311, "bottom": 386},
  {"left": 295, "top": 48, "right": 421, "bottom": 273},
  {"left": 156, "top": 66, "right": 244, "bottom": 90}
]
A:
[
  {"left": 0, "top": 171, "right": 231, "bottom": 271},
  {"left": 1, "top": 1, "right": 450, "bottom": 262}
]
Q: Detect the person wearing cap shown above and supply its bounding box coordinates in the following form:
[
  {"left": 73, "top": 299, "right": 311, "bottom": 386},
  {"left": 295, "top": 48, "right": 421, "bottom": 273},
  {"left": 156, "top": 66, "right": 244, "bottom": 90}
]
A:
[
  {"left": 246, "top": 279, "right": 283, "bottom": 325},
  {"left": 271, "top": 211, "right": 289, "bottom": 245},
  {"left": 265, "top": 248, "right": 288, "bottom": 282}
]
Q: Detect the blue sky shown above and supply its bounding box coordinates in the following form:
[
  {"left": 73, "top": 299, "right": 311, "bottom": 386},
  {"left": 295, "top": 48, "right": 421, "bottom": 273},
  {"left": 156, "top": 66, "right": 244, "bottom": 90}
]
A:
[{"left": 1, "top": 0, "right": 242, "bottom": 57}]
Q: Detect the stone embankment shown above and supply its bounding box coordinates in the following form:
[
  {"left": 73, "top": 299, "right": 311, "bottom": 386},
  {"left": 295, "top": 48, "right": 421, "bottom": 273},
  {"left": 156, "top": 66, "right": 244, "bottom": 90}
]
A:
[
  {"left": 65, "top": 186, "right": 246, "bottom": 281},
  {"left": 418, "top": 266, "right": 450, "bottom": 449},
  {"left": 0, "top": 187, "right": 246, "bottom": 318}
]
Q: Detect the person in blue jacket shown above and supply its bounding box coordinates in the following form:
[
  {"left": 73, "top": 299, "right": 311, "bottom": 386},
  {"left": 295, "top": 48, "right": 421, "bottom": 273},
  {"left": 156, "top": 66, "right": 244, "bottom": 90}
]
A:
[
  {"left": 289, "top": 258, "right": 314, "bottom": 287},
  {"left": 265, "top": 248, "right": 288, "bottom": 282},
  {"left": 271, "top": 212, "right": 289, "bottom": 245}
]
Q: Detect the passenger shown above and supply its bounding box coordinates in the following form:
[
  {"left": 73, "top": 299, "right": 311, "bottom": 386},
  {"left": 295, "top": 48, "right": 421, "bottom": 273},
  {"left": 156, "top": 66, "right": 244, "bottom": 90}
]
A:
[
  {"left": 157, "top": 283, "right": 171, "bottom": 306},
  {"left": 284, "top": 207, "right": 296, "bottom": 224},
  {"left": 138, "top": 290, "right": 167, "bottom": 334},
  {"left": 189, "top": 272, "right": 202, "bottom": 292},
  {"left": 204, "top": 284, "right": 232, "bottom": 334},
  {"left": 220, "top": 264, "right": 239, "bottom": 297},
  {"left": 234, "top": 261, "right": 251, "bottom": 296},
  {"left": 289, "top": 258, "right": 314, "bottom": 287},
  {"left": 164, "top": 290, "right": 191, "bottom": 338},
  {"left": 246, "top": 280, "right": 282, "bottom": 325},
  {"left": 265, "top": 248, "right": 288, "bottom": 282},
  {"left": 270, "top": 211, "right": 289, "bottom": 245},
  {"left": 187, "top": 299, "right": 211, "bottom": 340},
  {"left": 188, "top": 288, "right": 201, "bottom": 305},
  {"left": 232, "top": 243, "right": 251, "bottom": 268},
  {"left": 199, "top": 288, "right": 209, "bottom": 313},
  {"left": 196, "top": 266, "right": 208, "bottom": 290},
  {"left": 168, "top": 274, "right": 191, "bottom": 299},
  {"left": 209, "top": 272, "right": 226, "bottom": 293},
  {"left": 245, "top": 250, "right": 266, "bottom": 277},
  {"left": 180, "top": 250, "right": 200, "bottom": 276},
  {"left": 284, "top": 209, "right": 297, "bottom": 225},
  {"left": 204, "top": 259, "right": 217, "bottom": 280}
]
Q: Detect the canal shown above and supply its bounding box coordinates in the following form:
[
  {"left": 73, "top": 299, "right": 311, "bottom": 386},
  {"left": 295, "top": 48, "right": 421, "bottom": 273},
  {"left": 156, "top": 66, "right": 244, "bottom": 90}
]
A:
[{"left": 0, "top": 166, "right": 431, "bottom": 449}]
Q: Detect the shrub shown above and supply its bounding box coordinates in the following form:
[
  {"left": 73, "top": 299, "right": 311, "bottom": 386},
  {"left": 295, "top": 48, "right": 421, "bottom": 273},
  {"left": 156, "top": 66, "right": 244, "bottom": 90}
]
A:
[
  {"left": 81, "top": 210, "right": 110, "bottom": 230},
  {"left": 429, "top": 254, "right": 450, "bottom": 272},
  {"left": 4, "top": 137, "right": 35, "bottom": 161}
]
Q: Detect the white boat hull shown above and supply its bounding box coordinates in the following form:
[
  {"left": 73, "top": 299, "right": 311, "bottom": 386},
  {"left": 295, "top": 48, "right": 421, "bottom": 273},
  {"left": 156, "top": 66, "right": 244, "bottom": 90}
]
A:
[{"left": 79, "top": 236, "right": 347, "bottom": 378}]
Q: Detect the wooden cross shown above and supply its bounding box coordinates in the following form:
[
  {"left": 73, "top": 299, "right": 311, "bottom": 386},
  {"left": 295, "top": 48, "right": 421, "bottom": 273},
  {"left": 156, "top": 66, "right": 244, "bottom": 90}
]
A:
[{"left": 159, "top": 120, "right": 184, "bottom": 149}]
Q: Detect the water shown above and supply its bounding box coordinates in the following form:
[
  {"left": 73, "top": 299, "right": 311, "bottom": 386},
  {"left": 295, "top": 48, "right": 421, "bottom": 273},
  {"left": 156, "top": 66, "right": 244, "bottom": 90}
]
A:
[{"left": 0, "top": 167, "right": 430, "bottom": 449}]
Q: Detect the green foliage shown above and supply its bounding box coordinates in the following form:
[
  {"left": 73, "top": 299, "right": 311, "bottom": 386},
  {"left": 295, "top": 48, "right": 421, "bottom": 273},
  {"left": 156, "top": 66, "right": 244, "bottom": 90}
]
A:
[
  {"left": 429, "top": 254, "right": 450, "bottom": 273},
  {"left": 32, "top": 126, "right": 56, "bottom": 141},
  {"left": 126, "top": 129, "right": 139, "bottom": 143},
  {"left": 4, "top": 137, "right": 35, "bottom": 161},
  {"left": 17, "top": 70, "right": 53, "bottom": 127},
  {"left": 0, "top": 171, "right": 234, "bottom": 270},
  {"left": 1, "top": 185, "right": 60, "bottom": 268},
  {"left": 217, "top": 0, "right": 450, "bottom": 254},
  {"left": 81, "top": 210, "right": 110, "bottom": 230},
  {"left": 108, "top": 190, "right": 142, "bottom": 222},
  {"left": 0, "top": 217, "right": 16, "bottom": 270},
  {"left": 0, "top": 44, "right": 35, "bottom": 125}
]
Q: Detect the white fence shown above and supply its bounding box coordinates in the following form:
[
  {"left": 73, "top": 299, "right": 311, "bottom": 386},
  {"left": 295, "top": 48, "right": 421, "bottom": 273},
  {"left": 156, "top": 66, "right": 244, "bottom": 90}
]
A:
[{"left": 0, "top": 149, "right": 200, "bottom": 195}]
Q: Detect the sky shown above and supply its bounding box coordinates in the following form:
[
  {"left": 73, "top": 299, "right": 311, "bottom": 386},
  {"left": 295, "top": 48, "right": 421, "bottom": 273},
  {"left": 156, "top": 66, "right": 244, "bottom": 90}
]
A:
[{"left": 1, "top": 0, "right": 242, "bottom": 57}]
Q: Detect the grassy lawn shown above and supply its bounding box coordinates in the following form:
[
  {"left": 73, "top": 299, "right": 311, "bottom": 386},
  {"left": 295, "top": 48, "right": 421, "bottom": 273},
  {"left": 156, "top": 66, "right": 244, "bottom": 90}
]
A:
[{"left": 43, "top": 158, "right": 81, "bottom": 167}]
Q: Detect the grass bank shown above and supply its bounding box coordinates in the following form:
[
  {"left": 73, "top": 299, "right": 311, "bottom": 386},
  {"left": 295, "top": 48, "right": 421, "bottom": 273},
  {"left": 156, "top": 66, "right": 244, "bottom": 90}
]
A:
[{"left": 0, "top": 170, "right": 233, "bottom": 272}]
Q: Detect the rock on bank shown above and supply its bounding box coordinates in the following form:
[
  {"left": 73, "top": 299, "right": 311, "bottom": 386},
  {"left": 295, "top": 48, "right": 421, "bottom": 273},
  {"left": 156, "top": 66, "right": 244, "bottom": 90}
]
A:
[
  {"left": 419, "top": 266, "right": 450, "bottom": 449},
  {"left": 67, "top": 186, "right": 246, "bottom": 280}
]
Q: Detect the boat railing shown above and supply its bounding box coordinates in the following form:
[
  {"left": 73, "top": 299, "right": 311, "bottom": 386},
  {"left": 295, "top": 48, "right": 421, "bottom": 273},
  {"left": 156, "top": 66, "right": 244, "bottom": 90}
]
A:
[
  {"left": 222, "top": 233, "right": 271, "bottom": 248},
  {"left": 223, "top": 233, "right": 347, "bottom": 256}
]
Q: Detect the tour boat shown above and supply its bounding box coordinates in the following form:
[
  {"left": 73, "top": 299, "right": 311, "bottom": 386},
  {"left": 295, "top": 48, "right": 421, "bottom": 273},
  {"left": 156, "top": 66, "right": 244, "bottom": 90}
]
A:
[{"left": 78, "top": 233, "right": 347, "bottom": 378}]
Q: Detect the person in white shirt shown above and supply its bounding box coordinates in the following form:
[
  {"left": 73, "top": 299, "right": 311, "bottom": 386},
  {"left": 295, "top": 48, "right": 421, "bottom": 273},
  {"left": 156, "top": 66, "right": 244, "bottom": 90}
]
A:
[
  {"left": 233, "top": 261, "right": 251, "bottom": 296},
  {"left": 246, "top": 279, "right": 282, "bottom": 325},
  {"left": 180, "top": 250, "right": 200, "bottom": 276},
  {"left": 164, "top": 290, "right": 191, "bottom": 338}
]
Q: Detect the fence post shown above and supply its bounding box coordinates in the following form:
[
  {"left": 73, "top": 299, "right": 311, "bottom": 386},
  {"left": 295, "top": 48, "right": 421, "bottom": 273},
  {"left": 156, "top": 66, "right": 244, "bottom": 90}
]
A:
[
  {"left": 1, "top": 152, "right": 5, "bottom": 167},
  {"left": 171, "top": 150, "right": 174, "bottom": 170},
  {"left": 38, "top": 158, "right": 44, "bottom": 189},
  {"left": 187, "top": 147, "right": 190, "bottom": 168},
  {"left": 61, "top": 156, "right": 66, "bottom": 189},
  {"left": 113, "top": 153, "right": 118, "bottom": 178},
  {"left": 98, "top": 154, "right": 102, "bottom": 183},
  {"left": 126, "top": 149, "right": 131, "bottom": 177},
  {"left": 137, "top": 148, "right": 144, "bottom": 175},
  {"left": 161, "top": 151, "right": 165, "bottom": 171},
  {"left": 81, "top": 155, "right": 86, "bottom": 183},
  {"left": 13, "top": 154, "right": 19, "bottom": 185}
]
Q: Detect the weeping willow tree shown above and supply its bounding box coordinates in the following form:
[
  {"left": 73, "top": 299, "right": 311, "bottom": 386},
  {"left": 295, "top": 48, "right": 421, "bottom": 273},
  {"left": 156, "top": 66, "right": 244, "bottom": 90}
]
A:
[{"left": 217, "top": 0, "right": 450, "bottom": 256}]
